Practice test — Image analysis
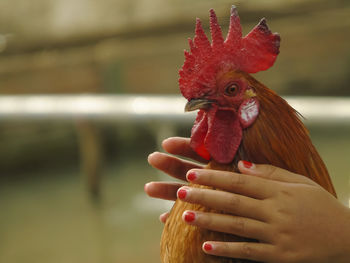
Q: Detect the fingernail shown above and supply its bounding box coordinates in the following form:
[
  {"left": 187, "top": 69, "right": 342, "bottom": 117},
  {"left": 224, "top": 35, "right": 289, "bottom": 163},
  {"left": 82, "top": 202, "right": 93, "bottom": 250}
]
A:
[
  {"left": 187, "top": 171, "right": 197, "bottom": 182},
  {"left": 183, "top": 211, "right": 196, "bottom": 222},
  {"left": 242, "top": 160, "right": 254, "bottom": 169},
  {"left": 203, "top": 243, "right": 213, "bottom": 251},
  {"left": 177, "top": 188, "right": 188, "bottom": 200}
]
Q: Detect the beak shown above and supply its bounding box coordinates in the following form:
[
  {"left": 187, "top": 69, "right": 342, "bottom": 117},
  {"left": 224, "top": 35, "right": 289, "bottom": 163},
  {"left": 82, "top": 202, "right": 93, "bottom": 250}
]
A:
[{"left": 185, "top": 98, "right": 215, "bottom": 112}]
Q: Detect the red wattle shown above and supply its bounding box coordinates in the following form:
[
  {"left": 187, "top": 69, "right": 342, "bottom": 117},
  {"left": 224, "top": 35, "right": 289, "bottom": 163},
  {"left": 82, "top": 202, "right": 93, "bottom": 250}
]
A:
[
  {"left": 196, "top": 144, "right": 211, "bottom": 161},
  {"left": 190, "top": 107, "right": 243, "bottom": 164},
  {"left": 205, "top": 108, "right": 242, "bottom": 164},
  {"left": 190, "top": 110, "right": 211, "bottom": 160}
]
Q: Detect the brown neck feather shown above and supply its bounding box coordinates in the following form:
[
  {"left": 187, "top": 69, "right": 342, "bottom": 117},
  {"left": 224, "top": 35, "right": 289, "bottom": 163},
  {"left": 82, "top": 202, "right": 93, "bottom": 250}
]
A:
[{"left": 210, "top": 74, "right": 336, "bottom": 197}]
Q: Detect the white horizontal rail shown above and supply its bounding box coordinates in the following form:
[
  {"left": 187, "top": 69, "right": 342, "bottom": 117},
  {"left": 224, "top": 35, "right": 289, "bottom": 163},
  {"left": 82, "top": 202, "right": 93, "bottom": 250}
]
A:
[
  {"left": 0, "top": 95, "right": 349, "bottom": 125},
  {"left": 0, "top": 95, "right": 189, "bottom": 122}
]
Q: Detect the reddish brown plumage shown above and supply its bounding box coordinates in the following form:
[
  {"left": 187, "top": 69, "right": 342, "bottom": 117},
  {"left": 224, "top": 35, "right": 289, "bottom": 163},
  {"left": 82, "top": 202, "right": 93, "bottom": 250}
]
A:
[
  {"left": 160, "top": 6, "right": 336, "bottom": 263},
  {"left": 237, "top": 74, "right": 335, "bottom": 195}
]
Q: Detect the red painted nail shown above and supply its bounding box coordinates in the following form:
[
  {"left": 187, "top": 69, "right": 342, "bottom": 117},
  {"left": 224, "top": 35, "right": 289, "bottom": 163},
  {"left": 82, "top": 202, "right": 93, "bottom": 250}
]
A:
[
  {"left": 203, "top": 243, "right": 213, "bottom": 251},
  {"left": 177, "top": 189, "right": 187, "bottom": 200},
  {"left": 187, "top": 171, "right": 197, "bottom": 181},
  {"left": 242, "top": 160, "right": 253, "bottom": 169},
  {"left": 184, "top": 211, "right": 196, "bottom": 222}
]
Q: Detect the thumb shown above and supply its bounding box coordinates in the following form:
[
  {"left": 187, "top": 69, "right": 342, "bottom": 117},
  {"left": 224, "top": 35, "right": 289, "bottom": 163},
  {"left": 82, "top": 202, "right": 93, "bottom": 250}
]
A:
[{"left": 238, "top": 161, "right": 316, "bottom": 185}]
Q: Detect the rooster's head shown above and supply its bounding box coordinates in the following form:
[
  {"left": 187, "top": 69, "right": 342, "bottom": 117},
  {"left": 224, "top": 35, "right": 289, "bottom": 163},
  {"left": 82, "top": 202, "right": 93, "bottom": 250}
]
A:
[{"left": 179, "top": 6, "right": 280, "bottom": 164}]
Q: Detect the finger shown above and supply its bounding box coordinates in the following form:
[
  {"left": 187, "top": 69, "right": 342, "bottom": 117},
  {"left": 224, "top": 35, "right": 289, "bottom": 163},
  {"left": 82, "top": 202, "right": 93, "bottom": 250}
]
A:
[
  {"left": 159, "top": 212, "right": 170, "bottom": 223},
  {"left": 177, "top": 187, "right": 267, "bottom": 221},
  {"left": 182, "top": 210, "right": 272, "bottom": 242},
  {"left": 144, "top": 182, "right": 183, "bottom": 201},
  {"left": 148, "top": 152, "right": 203, "bottom": 181},
  {"left": 162, "top": 137, "right": 209, "bottom": 163},
  {"left": 238, "top": 161, "right": 316, "bottom": 185},
  {"left": 202, "top": 241, "right": 275, "bottom": 262},
  {"left": 186, "top": 169, "right": 275, "bottom": 199}
]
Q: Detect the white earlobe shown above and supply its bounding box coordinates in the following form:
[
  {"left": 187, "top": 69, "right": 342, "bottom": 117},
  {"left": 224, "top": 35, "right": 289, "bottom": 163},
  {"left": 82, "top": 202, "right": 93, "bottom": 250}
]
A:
[{"left": 238, "top": 98, "right": 259, "bottom": 128}]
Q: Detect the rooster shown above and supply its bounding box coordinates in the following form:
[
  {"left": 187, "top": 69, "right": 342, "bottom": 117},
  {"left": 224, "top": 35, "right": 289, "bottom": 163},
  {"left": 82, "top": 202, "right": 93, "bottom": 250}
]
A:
[{"left": 160, "top": 6, "right": 336, "bottom": 263}]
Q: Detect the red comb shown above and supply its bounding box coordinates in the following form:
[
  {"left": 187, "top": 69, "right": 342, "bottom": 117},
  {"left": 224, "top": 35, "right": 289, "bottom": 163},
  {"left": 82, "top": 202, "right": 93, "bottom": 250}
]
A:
[{"left": 179, "top": 6, "right": 280, "bottom": 100}]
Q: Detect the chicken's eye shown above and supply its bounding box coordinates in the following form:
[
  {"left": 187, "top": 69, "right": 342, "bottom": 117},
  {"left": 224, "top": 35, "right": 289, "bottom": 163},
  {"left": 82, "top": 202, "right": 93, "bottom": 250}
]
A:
[{"left": 224, "top": 83, "right": 240, "bottom": 97}]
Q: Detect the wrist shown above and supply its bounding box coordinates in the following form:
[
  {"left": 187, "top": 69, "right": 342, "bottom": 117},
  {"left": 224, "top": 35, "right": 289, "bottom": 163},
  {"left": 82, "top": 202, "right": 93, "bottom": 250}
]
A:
[{"left": 335, "top": 205, "right": 350, "bottom": 263}]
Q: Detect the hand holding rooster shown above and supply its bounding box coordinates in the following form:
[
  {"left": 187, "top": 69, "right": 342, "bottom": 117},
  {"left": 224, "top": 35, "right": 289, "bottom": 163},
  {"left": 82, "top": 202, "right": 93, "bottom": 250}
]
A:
[{"left": 145, "top": 137, "right": 350, "bottom": 263}]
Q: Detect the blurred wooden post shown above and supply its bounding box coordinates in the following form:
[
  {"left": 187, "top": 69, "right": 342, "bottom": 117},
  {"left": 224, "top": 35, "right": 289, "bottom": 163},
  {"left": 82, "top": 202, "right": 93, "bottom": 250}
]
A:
[{"left": 75, "top": 120, "right": 103, "bottom": 197}]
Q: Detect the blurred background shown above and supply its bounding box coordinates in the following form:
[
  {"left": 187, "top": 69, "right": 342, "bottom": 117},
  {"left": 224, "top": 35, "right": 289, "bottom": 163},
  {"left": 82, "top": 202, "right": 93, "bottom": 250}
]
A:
[{"left": 0, "top": 0, "right": 349, "bottom": 262}]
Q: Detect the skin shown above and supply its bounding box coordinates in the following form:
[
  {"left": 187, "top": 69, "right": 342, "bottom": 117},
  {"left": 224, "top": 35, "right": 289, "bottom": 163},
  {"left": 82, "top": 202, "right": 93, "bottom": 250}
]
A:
[{"left": 145, "top": 137, "right": 350, "bottom": 263}]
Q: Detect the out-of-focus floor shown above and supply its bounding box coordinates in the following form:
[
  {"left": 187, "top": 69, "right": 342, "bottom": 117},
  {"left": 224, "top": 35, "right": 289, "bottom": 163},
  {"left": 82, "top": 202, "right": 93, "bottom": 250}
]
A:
[
  {"left": 0, "top": 158, "right": 168, "bottom": 263},
  {"left": 0, "top": 127, "right": 349, "bottom": 263}
]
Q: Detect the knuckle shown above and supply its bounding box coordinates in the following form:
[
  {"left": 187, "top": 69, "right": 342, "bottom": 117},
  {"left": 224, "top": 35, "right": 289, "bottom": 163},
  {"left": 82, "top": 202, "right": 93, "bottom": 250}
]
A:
[
  {"left": 168, "top": 158, "right": 183, "bottom": 176},
  {"left": 223, "top": 242, "right": 230, "bottom": 251},
  {"left": 275, "top": 231, "right": 291, "bottom": 247},
  {"left": 274, "top": 204, "right": 290, "bottom": 218},
  {"left": 227, "top": 194, "right": 240, "bottom": 209},
  {"left": 207, "top": 172, "right": 215, "bottom": 185},
  {"left": 273, "top": 236, "right": 300, "bottom": 263},
  {"left": 230, "top": 173, "right": 246, "bottom": 189},
  {"left": 240, "top": 242, "right": 253, "bottom": 258},
  {"left": 280, "top": 250, "right": 300, "bottom": 263},
  {"left": 215, "top": 242, "right": 230, "bottom": 254},
  {"left": 278, "top": 188, "right": 294, "bottom": 199},
  {"left": 200, "top": 212, "right": 213, "bottom": 227},
  {"left": 265, "top": 165, "right": 279, "bottom": 180},
  {"left": 230, "top": 217, "right": 246, "bottom": 235},
  {"left": 196, "top": 188, "right": 205, "bottom": 202},
  {"left": 274, "top": 184, "right": 294, "bottom": 200}
]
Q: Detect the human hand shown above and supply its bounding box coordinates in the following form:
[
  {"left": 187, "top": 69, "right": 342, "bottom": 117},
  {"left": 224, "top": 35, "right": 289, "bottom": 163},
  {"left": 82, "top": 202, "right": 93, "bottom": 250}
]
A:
[
  {"left": 145, "top": 136, "right": 208, "bottom": 222},
  {"left": 177, "top": 162, "right": 350, "bottom": 263}
]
